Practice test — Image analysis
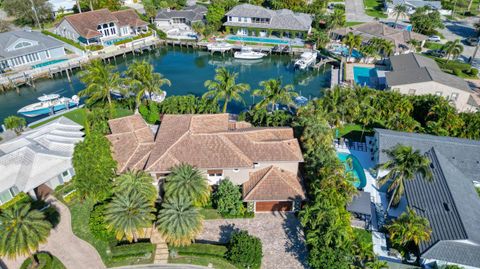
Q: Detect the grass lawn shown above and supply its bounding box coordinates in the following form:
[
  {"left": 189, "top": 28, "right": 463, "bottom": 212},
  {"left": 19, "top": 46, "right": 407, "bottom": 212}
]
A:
[
  {"left": 170, "top": 243, "right": 238, "bottom": 269},
  {"left": 345, "top": 21, "right": 364, "bottom": 27},
  {"left": 423, "top": 41, "right": 443, "bottom": 51},
  {"left": 199, "top": 208, "right": 223, "bottom": 220},
  {"left": 364, "top": 0, "right": 388, "bottom": 18},
  {"left": 336, "top": 124, "right": 373, "bottom": 142}
]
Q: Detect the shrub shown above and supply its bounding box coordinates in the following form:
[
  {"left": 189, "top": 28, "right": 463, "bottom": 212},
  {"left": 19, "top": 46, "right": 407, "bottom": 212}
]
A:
[
  {"left": 226, "top": 230, "right": 262, "bottom": 269},
  {"left": 4, "top": 115, "right": 26, "bottom": 135},
  {"left": 41, "top": 30, "right": 85, "bottom": 51},
  {"left": 0, "top": 192, "right": 31, "bottom": 210},
  {"left": 213, "top": 179, "right": 245, "bottom": 217},
  {"left": 147, "top": 101, "right": 160, "bottom": 124},
  {"left": 86, "top": 44, "right": 104, "bottom": 51},
  {"left": 110, "top": 242, "right": 155, "bottom": 259},
  {"left": 89, "top": 202, "right": 115, "bottom": 242},
  {"left": 470, "top": 68, "right": 479, "bottom": 77},
  {"left": 453, "top": 68, "right": 462, "bottom": 76},
  {"left": 20, "top": 253, "right": 66, "bottom": 269}
]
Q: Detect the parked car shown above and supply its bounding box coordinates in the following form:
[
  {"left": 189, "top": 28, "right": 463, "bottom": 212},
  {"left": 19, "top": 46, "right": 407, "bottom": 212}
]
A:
[
  {"left": 425, "top": 49, "right": 446, "bottom": 58},
  {"left": 465, "top": 37, "right": 479, "bottom": 46},
  {"left": 428, "top": 35, "right": 441, "bottom": 42}
]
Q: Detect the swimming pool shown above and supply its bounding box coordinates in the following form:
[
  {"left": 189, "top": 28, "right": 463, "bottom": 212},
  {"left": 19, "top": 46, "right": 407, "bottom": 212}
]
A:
[
  {"left": 103, "top": 37, "right": 131, "bottom": 46},
  {"left": 32, "top": 59, "right": 68, "bottom": 69},
  {"left": 353, "top": 66, "right": 378, "bottom": 88},
  {"left": 331, "top": 45, "right": 362, "bottom": 58},
  {"left": 226, "top": 35, "right": 290, "bottom": 45},
  {"left": 337, "top": 152, "right": 367, "bottom": 189}
]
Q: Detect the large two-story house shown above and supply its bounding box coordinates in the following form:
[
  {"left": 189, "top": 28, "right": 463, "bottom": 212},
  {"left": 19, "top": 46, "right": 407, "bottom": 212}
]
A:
[
  {"left": 0, "top": 30, "right": 66, "bottom": 72},
  {"left": 106, "top": 114, "right": 306, "bottom": 212},
  {"left": 54, "top": 9, "right": 148, "bottom": 46},
  {"left": 223, "top": 4, "right": 312, "bottom": 39}
]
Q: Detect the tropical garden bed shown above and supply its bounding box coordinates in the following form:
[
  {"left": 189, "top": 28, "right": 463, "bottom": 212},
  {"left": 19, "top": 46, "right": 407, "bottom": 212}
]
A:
[{"left": 20, "top": 252, "right": 66, "bottom": 269}]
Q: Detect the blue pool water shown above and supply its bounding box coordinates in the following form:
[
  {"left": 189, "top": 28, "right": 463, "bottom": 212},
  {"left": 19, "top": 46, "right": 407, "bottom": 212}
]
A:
[
  {"left": 353, "top": 66, "right": 378, "bottom": 88},
  {"left": 332, "top": 45, "right": 362, "bottom": 58},
  {"left": 32, "top": 59, "right": 68, "bottom": 69},
  {"left": 337, "top": 152, "right": 367, "bottom": 189},
  {"left": 227, "top": 35, "right": 289, "bottom": 45},
  {"left": 103, "top": 37, "right": 131, "bottom": 46}
]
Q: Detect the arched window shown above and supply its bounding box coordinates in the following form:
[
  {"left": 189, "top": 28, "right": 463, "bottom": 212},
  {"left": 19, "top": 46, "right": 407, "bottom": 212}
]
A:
[
  {"left": 14, "top": 41, "right": 32, "bottom": 50},
  {"left": 109, "top": 22, "right": 114, "bottom": 27}
]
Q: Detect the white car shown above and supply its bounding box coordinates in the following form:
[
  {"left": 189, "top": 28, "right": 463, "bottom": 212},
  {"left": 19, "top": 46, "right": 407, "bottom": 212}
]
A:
[{"left": 428, "top": 35, "right": 441, "bottom": 42}]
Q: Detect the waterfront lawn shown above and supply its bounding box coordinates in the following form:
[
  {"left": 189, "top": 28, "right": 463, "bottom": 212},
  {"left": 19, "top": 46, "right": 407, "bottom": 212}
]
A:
[
  {"left": 30, "top": 108, "right": 87, "bottom": 128},
  {"left": 364, "top": 0, "right": 388, "bottom": 18},
  {"left": 170, "top": 243, "right": 238, "bottom": 269},
  {"left": 337, "top": 124, "right": 374, "bottom": 142}
]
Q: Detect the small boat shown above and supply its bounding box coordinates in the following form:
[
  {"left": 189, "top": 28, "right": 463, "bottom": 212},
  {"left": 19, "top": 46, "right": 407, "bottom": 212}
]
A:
[
  {"left": 294, "top": 51, "right": 317, "bottom": 70},
  {"left": 234, "top": 47, "right": 267, "bottom": 60},
  {"left": 207, "top": 42, "right": 233, "bottom": 53},
  {"left": 294, "top": 96, "right": 309, "bottom": 107},
  {"left": 147, "top": 91, "right": 167, "bottom": 103},
  {"left": 18, "top": 94, "right": 78, "bottom": 117}
]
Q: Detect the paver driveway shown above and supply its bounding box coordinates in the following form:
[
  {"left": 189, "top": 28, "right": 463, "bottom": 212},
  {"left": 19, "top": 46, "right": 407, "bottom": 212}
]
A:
[{"left": 197, "top": 212, "right": 308, "bottom": 269}]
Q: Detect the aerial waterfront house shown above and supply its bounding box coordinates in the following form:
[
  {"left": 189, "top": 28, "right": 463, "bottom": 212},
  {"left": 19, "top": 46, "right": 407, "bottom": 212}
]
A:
[
  {"left": 106, "top": 114, "right": 306, "bottom": 212},
  {"left": 0, "top": 30, "right": 67, "bottom": 72},
  {"left": 223, "top": 4, "right": 312, "bottom": 39},
  {"left": 155, "top": 5, "right": 207, "bottom": 30},
  {"left": 0, "top": 117, "right": 84, "bottom": 204},
  {"left": 53, "top": 9, "right": 149, "bottom": 46},
  {"left": 370, "top": 128, "right": 480, "bottom": 269},
  {"left": 385, "top": 53, "right": 478, "bottom": 112}
]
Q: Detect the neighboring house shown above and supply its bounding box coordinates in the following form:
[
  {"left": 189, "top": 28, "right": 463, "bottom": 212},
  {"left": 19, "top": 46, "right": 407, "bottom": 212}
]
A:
[
  {"left": 332, "top": 21, "right": 427, "bottom": 54},
  {"left": 0, "top": 30, "right": 67, "bottom": 72},
  {"left": 0, "top": 117, "right": 84, "bottom": 204},
  {"left": 385, "top": 0, "right": 442, "bottom": 15},
  {"left": 223, "top": 4, "right": 312, "bottom": 39},
  {"left": 385, "top": 53, "right": 478, "bottom": 112},
  {"left": 155, "top": 5, "right": 207, "bottom": 30},
  {"left": 106, "top": 114, "right": 306, "bottom": 212},
  {"left": 48, "top": 0, "right": 77, "bottom": 16},
  {"left": 53, "top": 9, "right": 148, "bottom": 45},
  {"left": 371, "top": 128, "right": 480, "bottom": 269}
]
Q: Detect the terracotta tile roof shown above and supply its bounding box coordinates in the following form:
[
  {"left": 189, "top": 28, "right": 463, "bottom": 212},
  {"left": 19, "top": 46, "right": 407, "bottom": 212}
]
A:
[
  {"left": 106, "top": 114, "right": 154, "bottom": 173},
  {"left": 144, "top": 114, "right": 303, "bottom": 172},
  {"left": 243, "top": 166, "right": 306, "bottom": 201},
  {"left": 61, "top": 8, "right": 146, "bottom": 39}
]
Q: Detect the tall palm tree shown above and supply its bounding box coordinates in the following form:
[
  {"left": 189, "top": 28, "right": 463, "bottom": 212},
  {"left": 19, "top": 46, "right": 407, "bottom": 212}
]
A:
[
  {"left": 442, "top": 39, "right": 464, "bottom": 61},
  {"left": 79, "top": 60, "right": 122, "bottom": 114},
  {"left": 126, "top": 60, "right": 171, "bottom": 112},
  {"left": 203, "top": 67, "right": 250, "bottom": 113},
  {"left": 104, "top": 192, "right": 156, "bottom": 242},
  {"left": 387, "top": 208, "right": 432, "bottom": 246},
  {"left": 156, "top": 196, "right": 203, "bottom": 247},
  {"left": 379, "top": 39, "right": 395, "bottom": 59},
  {"left": 164, "top": 163, "right": 210, "bottom": 207},
  {"left": 114, "top": 170, "right": 158, "bottom": 204},
  {"left": 0, "top": 203, "right": 52, "bottom": 267},
  {"left": 377, "top": 145, "right": 432, "bottom": 211},
  {"left": 253, "top": 78, "right": 298, "bottom": 111},
  {"left": 392, "top": 4, "right": 408, "bottom": 26},
  {"left": 342, "top": 32, "right": 362, "bottom": 59},
  {"left": 328, "top": 8, "right": 346, "bottom": 35},
  {"left": 308, "top": 29, "right": 330, "bottom": 49}
]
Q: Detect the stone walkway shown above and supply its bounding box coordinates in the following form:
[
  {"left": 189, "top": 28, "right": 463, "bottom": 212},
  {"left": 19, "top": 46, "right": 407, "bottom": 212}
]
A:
[
  {"left": 3, "top": 197, "right": 105, "bottom": 269},
  {"left": 197, "top": 212, "right": 308, "bottom": 269},
  {"left": 147, "top": 228, "right": 169, "bottom": 264}
]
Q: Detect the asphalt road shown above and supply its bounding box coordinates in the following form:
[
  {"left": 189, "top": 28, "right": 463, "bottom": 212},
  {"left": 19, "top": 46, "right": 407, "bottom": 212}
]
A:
[
  {"left": 345, "top": 0, "right": 373, "bottom": 22},
  {"left": 437, "top": 18, "right": 479, "bottom": 60}
]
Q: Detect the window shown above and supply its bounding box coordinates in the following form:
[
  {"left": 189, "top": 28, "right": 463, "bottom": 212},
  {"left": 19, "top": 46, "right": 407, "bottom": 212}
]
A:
[
  {"left": 435, "top": 91, "right": 442, "bottom": 96},
  {"left": 253, "top": 163, "right": 259, "bottom": 168},
  {"left": 62, "top": 170, "right": 70, "bottom": 178},
  {"left": 14, "top": 41, "right": 32, "bottom": 50},
  {"left": 45, "top": 50, "right": 50, "bottom": 59},
  {"left": 233, "top": 169, "right": 240, "bottom": 173},
  {"left": 408, "top": 89, "right": 416, "bottom": 95},
  {"left": 228, "top": 16, "right": 232, "bottom": 22},
  {"left": 0, "top": 189, "right": 14, "bottom": 205},
  {"left": 450, "top": 93, "right": 459, "bottom": 101}
]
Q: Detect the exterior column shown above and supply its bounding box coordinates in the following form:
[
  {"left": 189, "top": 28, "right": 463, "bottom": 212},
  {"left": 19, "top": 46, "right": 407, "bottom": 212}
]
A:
[{"left": 28, "top": 190, "right": 38, "bottom": 200}]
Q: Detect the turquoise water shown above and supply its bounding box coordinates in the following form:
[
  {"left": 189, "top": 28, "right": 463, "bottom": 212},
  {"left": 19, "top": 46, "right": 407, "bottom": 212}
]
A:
[
  {"left": 227, "top": 35, "right": 289, "bottom": 45},
  {"left": 332, "top": 45, "right": 362, "bottom": 58},
  {"left": 0, "top": 46, "right": 331, "bottom": 123},
  {"left": 32, "top": 59, "right": 68, "bottom": 69},
  {"left": 353, "top": 66, "right": 378, "bottom": 88},
  {"left": 337, "top": 152, "right": 367, "bottom": 189},
  {"left": 103, "top": 37, "right": 130, "bottom": 46}
]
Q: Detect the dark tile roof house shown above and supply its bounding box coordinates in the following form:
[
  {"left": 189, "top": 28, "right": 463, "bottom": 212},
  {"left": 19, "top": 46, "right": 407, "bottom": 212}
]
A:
[
  {"left": 223, "top": 4, "right": 312, "bottom": 32},
  {"left": 59, "top": 9, "right": 147, "bottom": 39},
  {"left": 386, "top": 53, "right": 472, "bottom": 92},
  {"left": 0, "top": 30, "right": 64, "bottom": 60},
  {"left": 155, "top": 5, "right": 207, "bottom": 22},
  {"left": 375, "top": 128, "right": 480, "bottom": 268}
]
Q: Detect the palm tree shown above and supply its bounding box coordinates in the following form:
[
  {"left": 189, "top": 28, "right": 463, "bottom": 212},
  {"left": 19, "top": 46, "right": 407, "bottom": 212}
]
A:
[
  {"left": 407, "top": 39, "right": 422, "bottom": 52},
  {"left": 114, "top": 170, "right": 158, "bottom": 204},
  {"left": 164, "top": 163, "right": 210, "bottom": 206},
  {"left": 393, "top": 4, "right": 408, "bottom": 26},
  {"left": 0, "top": 203, "right": 52, "bottom": 267},
  {"left": 104, "top": 192, "right": 156, "bottom": 242},
  {"left": 203, "top": 67, "right": 250, "bottom": 113},
  {"left": 126, "top": 60, "right": 171, "bottom": 112},
  {"left": 470, "top": 20, "right": 480, "bottom": 63},
  {"left": 386, "top": 208, "right": 432, "bottom": 247},
  {"left": 328, "top": 8, "right": 346, "bottom": 35},
  {"left": 253, "top": 78, "right": 298, "bottom": 111},
  {"left": 342, "top": 32, "right": 362, "bottom": 59},
  {"left": 191, "top": 21, "right": 205, "bottom": 37},
  {"left": 156, "top": 196, "right": 203, "bottom": 247},
  {"left": 377, "top": 145, "right": 432, "bottom": 211},
  {"left": 379, "top": 39, "right": 395, "bottom": 59},
  {"left": 366, "top": 259, "right": 389, "bottom": 269},
  {"left": 442, "top": 39, "right": 464, "bottom": 61},
  {"left": 308, "top": 29, "right": 330, "bottom": 49},
  {"left": 79, "top": 60, "right": 122, "bottom": 115}
]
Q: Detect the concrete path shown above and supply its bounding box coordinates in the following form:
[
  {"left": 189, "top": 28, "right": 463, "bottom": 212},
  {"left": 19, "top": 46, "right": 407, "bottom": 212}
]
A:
[
  {"left": 345, "top": 0, "right": 373, "bottom": 22},
  {"left": 3, "top": 197, "right": 105, "bottom": 269},
  {"left": 197, "top": 212, "right": 308, "bottom": 269}
]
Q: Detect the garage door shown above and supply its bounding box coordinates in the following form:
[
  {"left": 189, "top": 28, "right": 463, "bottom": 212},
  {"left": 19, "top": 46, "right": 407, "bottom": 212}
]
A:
[{"left": 255, "top": 201, "right": 292, "bottom": 212}]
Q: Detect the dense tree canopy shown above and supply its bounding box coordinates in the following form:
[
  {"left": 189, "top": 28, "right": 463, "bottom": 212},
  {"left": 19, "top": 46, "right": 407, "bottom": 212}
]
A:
[
  {"left": 410, "top": 7, "right": 444, "bottom": 35},
  {"left": 3, "top": 0, "right": 52, "bottom": 26}
]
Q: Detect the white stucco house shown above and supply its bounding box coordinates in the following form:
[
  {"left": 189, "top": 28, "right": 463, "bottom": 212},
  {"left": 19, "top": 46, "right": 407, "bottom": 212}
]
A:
[{"left": 0, "top": 117, "right": 84, "bottom": 204}]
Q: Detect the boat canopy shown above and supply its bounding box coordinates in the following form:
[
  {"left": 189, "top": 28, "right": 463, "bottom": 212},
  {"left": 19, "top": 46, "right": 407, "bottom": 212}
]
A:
[{"left": 38, "top": 94, "right": 60, "bottom": 102}]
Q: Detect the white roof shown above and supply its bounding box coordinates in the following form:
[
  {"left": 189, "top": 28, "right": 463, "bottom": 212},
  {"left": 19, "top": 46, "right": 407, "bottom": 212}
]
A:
[{"left": 0, "top": 117, "right": 84, "bottom": 193}]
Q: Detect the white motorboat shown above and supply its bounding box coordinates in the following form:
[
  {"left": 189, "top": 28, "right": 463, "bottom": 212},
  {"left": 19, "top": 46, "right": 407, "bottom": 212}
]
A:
[
  {"left": 148, "top": 91, "right": 167, "bottom": 103},
  {"left": 234, "top": 47, "right": 267, "bottom": 60},
  {"left": 294, "top": 51, "right": 318, "bottom": 70},
  {"left": 18, "top": 94, "right": 79, "bottom": 117},
  {"left": 206, "top": 42, "right": 233, "bottom": 53}
]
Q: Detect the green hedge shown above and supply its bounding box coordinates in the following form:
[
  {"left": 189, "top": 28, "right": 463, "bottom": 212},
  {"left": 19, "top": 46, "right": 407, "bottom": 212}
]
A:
[
  {"left": 0, "top": 192, "right": 32, "bottom": 210},
  {"left": 41, "top": 30, "right": 85, "bottom": 51},
  {"left": 111, "top": 242, "right": 156, "bottom": 259},
  {"left": 86, "top": 44, "right": 104, "bottom": 51},
  {"left": 176, "top": 243, "right": 228, "bottom": 258},
  {"left": 114, "top": 31, "right": 153, "bottom": 46},
  {"left": 20, "top": 253, "right": 66, "bottom": 269}
]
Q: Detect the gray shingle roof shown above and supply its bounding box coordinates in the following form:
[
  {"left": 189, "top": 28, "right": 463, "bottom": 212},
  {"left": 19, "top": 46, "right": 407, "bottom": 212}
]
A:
[
  {"left": 223, "top": 4, "right": 312, "bottom": 32},
  {"left": 0, "top": 30, "right": 64, "bottom": 60},
  {"left": 386, "top": 54, "right": 472, "bottom": 92},
  {"left": 155, "top": 5, "right": 206, "bottom": 21}
]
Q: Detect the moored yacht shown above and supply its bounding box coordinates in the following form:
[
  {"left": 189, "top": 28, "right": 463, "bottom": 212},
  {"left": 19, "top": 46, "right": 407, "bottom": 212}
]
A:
[
  {"left": 17, "top": 94, "right": 79, "bottom": 117},
  {"left": 234, "top": 46, "right": 267, "bottom": 60},
  {"left": 294, "top": 51, "right": 317, "bottom": 70}
]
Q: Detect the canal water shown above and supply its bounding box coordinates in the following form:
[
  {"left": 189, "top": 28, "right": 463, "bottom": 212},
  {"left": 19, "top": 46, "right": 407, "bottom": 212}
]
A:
[{"left": 0, "top": 46, "right": 331, "bottom": 124}]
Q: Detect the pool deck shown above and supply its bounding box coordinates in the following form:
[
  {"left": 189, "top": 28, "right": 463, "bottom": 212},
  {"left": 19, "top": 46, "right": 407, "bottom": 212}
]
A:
[{"left": 345, "top": 63, "right": 375, "bottom": 83}]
